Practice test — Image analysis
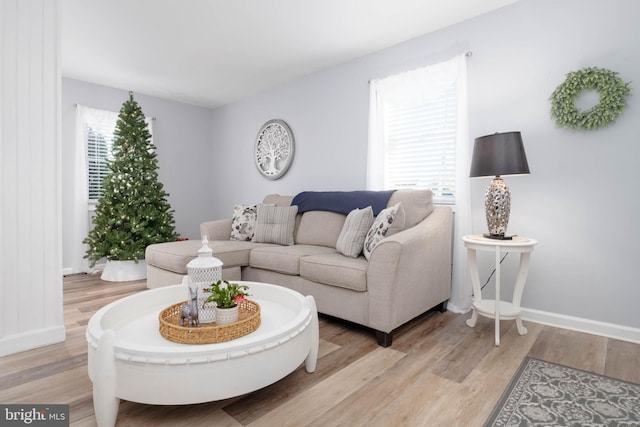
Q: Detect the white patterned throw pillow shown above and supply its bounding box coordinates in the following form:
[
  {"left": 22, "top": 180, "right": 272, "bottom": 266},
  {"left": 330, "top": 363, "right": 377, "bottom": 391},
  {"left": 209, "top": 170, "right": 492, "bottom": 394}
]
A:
[
  {"left": 363, "top": 203, "right": 402, "bottom": 260},
  {"left": 336, "top": 207, "right": 374, "bottom": 258},
  {"left": 230, "top": 204, "right": 258, "bottom": 241}
]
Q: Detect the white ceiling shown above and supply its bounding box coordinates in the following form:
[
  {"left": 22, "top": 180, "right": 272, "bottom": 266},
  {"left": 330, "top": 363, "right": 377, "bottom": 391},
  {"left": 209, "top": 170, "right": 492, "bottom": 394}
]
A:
[{"left": 61, "top": 0, "right": 518, "bottom": 109}]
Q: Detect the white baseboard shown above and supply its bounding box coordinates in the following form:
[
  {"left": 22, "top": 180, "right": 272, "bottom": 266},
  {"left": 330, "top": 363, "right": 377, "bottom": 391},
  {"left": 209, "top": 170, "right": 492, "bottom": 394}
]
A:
[
  {"left": 521, "top": 307, "right": 640, "bottom": 344},
  {"left": 0, "top": 326, "right": 66, "bottom": 357},
  {"left": 61, "top": 264, "right": 105, "bottom": 277}
]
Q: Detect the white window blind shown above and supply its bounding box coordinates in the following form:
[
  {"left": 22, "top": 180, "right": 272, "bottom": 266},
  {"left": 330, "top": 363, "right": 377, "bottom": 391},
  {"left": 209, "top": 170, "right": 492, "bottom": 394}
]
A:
[
  {"left": 384, "top": 84, "right": 457, "bottom": 203},
  {"left": 86, "top": 120, "right": 116, "bottom": 201},
  {"left": 368, "top": 57, "right": 462, "bottom": 204}
]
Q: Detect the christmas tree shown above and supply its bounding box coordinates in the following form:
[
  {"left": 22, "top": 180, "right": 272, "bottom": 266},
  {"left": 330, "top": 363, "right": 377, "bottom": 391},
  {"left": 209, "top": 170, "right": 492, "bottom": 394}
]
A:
[{"left": 84, "top": 92, "right": 178, "bottom": 267}]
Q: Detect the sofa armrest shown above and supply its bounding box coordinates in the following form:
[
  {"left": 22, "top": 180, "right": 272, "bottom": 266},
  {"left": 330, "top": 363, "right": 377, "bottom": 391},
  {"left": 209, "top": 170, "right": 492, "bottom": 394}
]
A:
[
  {"left": 366, "top": 205, "right": 453, "bottom": 333},
  {"left": 200, "top": 218, "right": 232, "bottom": 241}
]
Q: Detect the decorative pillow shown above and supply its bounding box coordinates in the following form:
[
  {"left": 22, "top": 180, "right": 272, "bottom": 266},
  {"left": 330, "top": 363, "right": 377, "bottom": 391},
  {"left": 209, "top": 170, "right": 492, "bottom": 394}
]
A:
[
  {"left": 363, "top": 203, "right": 402, "bottom": 260},
  {"left": 230, "top": 204, "right": 258, "bottom": 241},
  {"left": 387, "top": 202, "right": 406, "bottom": 236},
  {"left": 336, "top": 207, "right": 374, "bottom": 258},
  {"left": 252, "top": 205, "right": 298, "bottom": 245}
]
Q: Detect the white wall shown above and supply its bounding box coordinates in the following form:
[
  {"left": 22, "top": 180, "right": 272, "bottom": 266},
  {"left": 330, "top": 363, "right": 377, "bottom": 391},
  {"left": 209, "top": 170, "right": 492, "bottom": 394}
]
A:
[
  {"left": 210, "top": 0, "right": 640, "bottom": 334},
  {"left": 465, "top": 0, "right": 640, "bottom": 334},
  {"left": 1, "top": 0, "right": 65, "bottom": 356},
  {"left": 61, "top": 78, "right": 215, "bottom": 272}
]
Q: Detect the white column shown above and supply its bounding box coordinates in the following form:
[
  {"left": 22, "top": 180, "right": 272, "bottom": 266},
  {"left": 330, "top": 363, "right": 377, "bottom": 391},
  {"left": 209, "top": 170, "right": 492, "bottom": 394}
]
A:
[{"left": 0, "top": 0, "right": 64, "bottom": 356}]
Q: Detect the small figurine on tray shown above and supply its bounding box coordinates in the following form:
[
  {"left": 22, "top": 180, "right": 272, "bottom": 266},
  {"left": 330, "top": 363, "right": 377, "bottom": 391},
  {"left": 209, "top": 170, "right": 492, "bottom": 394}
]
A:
[{"left": 180, "top": 286, "right": 199, "bottom": 327}]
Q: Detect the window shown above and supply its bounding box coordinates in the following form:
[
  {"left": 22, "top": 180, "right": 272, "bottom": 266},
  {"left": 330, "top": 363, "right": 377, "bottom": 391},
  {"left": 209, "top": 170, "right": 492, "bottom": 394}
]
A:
[
  {"left": 80, "top": 107, "right": 118, "bottom": 203},
  {"left": 81, "top": 107, "right": 153, "bottom": 203},
  {"left": 367, "top": 54, "right": 473, "bottom": 314},
  {"left": 367, "top": 55, "right": 466, "bottom": 205},
  {"left": 385, "top": 84, "right": 457, "bottom": 201}
]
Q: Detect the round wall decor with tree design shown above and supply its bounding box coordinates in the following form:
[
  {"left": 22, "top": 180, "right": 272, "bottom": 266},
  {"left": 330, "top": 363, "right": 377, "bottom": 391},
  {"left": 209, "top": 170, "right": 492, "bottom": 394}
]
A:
[
  {"left": 550, "top": 67, "right": 631, "bottom": 131},
  {"left": 254, "top": 119, "right": 295, "bottom": 180}
]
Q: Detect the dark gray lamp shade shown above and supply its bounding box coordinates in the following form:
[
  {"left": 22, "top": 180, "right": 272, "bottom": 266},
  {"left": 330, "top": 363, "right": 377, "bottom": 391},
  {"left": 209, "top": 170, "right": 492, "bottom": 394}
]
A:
[{"left": 470, "top": 131, "right": 530, "bottom": 177}]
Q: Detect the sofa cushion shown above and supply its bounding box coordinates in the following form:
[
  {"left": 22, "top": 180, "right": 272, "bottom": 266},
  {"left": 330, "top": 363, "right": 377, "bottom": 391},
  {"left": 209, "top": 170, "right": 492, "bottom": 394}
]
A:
[
  {"left": 145, "top": 240, "right": 202, "bottom": 274},
  {"left": 146, "top": 240, "right": 263, "bottom": 274},
  {"left": 300, "top": 253, "right": 368, "bottom": 291},
  {"left": 295, "top": 211, "right": 346, "bottom": 248},
  {"left": 387, "top": 189, "right": 434, "bottom": 229},
  {"left": 210, "top": 240, "right": 268, "bottom": 269},
  {"left": 363, "top": 202, "right": 402, "bottom": 260},
  {"left": 336, "top": 207, "right": 374, "bottom": 258},
  {"left": 249, "top": 244, "right": 336, "bottom": 275},
  {"left": 262, "top": 194, "right": 294, "bottom": 207},
  {"left": 253, "top": 205, "right": 298, "bottom": 245},
  {"left": 230, "top": 204, "right": 258, "bottom": 241}
]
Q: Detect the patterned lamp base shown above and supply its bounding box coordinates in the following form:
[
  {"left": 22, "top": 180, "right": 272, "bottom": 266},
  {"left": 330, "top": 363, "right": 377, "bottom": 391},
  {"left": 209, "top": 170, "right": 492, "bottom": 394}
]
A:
[{"left": 484, "top": 176, "right": 511, "bottom": 239}]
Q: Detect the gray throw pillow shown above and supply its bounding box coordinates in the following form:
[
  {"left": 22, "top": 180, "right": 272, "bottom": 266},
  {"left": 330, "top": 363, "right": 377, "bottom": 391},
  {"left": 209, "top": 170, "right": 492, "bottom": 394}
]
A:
[
  {"left": 336, "top": 207, "right": 374, "bottom": 258},
  {"left": 363, "top": 202, "right": 402, "bottom": 260},
  {"left": 252, "top": 205, "right": 298, "bottom": 245}
]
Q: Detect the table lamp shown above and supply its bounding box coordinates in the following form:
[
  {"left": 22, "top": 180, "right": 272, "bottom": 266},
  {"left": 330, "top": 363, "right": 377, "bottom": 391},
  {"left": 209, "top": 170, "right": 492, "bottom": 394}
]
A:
[{"left": 470, "top": 131, "right": 530, "bottom": 240}]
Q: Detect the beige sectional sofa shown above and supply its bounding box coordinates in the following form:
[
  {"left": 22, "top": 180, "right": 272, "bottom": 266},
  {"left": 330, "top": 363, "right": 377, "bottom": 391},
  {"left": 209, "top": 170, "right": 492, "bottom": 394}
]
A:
[{"left": 145, "top": 189, "right": 453, "bottom": 346}]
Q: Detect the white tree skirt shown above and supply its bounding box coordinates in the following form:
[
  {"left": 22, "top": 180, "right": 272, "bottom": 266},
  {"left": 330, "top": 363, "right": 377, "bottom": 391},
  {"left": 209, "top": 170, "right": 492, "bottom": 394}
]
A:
[{"left": 101, "top": 260, "right": 147, "bottom": 282}]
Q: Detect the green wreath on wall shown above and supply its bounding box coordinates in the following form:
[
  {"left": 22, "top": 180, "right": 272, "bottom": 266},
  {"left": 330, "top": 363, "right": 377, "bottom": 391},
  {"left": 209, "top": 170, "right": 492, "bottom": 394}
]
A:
[{"left": 549, "top": 67, "right": 631, "bottom": 131}]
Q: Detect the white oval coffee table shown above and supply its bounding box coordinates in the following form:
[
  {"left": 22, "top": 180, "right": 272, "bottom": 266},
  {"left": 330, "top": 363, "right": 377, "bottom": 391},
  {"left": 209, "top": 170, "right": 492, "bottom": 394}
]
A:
[{"left": 86, "top": 281, "right": 319, "bottom": 427}]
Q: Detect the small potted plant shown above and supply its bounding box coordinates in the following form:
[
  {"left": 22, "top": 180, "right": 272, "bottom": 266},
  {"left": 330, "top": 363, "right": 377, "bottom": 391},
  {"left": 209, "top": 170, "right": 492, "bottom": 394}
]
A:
[{"left": 203, "top": 280, "right": 250, "bottom": 325}]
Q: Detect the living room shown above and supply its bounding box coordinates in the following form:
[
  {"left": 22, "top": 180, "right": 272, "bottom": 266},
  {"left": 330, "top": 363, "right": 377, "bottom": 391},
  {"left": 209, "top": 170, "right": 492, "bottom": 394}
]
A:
[
  {"left": 2, "top": 0, "right": 639, "bottom": 425},
  {"left": 61, "top": 0, "right": 640, "bottom": 341}
]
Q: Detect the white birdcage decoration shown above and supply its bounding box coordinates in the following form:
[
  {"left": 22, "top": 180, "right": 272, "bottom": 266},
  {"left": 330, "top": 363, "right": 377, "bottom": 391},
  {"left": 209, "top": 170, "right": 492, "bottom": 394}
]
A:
[{"left": 186, "top": 236, "right": 223, "bottom": 323}]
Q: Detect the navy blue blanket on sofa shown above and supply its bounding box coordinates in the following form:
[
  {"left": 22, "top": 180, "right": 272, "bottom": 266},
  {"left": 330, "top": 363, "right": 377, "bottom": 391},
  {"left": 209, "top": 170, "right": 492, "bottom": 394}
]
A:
[{"left": 291, "top": 190, "right": 395, "bottom": 216}]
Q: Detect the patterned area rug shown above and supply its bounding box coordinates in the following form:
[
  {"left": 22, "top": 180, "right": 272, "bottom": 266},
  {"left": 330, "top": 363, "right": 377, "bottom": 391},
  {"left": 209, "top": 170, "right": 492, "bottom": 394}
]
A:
[{"left": 485, "top": 357, "right": 640, "bottom": 426}]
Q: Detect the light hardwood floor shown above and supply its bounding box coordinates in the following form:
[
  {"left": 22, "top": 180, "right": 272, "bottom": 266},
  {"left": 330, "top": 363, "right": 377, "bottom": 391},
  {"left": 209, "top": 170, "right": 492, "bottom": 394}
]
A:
[{"left": 1, "top": 274, "right": 639, "bottom": 426}]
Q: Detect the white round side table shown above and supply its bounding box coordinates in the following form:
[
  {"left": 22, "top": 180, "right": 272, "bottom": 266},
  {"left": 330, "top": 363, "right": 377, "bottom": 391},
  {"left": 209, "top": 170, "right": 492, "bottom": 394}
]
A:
[{"left": 462, "top": 234, "right": 538, "bottom": 346}]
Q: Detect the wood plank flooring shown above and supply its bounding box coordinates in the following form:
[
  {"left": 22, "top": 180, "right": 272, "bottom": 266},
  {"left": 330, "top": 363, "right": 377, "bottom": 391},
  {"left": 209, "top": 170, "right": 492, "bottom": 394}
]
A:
[{"left": 1, "top": 273, "right": 639, "bottom": 426}]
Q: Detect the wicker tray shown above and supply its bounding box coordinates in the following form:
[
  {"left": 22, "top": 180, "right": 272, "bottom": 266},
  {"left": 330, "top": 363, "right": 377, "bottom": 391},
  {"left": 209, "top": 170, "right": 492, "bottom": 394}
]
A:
[{"left": 159, "top": 300, "right": 261, "bottom": 344}]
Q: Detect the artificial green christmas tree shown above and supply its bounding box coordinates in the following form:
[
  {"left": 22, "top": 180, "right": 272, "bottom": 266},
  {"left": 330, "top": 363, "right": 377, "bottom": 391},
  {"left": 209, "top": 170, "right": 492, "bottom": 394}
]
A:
[{"left": 84, "top": 92, "right": 178, "bottom": 267}]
